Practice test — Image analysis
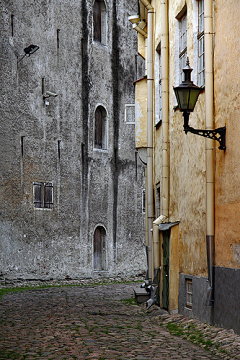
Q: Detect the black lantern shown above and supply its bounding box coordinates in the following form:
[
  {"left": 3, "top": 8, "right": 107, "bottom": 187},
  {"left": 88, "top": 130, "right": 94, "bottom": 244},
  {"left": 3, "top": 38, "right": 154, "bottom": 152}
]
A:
[
  {"left": 173, "top": 58, "right": 226, "bottom": 150},
  {"left": 174, "top": 58, "right": 201, "bottom": 113}
]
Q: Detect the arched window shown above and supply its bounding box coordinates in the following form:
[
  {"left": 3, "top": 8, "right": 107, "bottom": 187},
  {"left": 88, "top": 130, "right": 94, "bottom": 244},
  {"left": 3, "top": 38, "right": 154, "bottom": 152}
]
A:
[
  {"left": 93, "top": 226, "right": 106, "bottom": 271},
  {"left": 93, "top": 0, "right": 107, "bottom": 45},
  {"left": 94, "top": 106, "right": 107, "bottom": 150}
]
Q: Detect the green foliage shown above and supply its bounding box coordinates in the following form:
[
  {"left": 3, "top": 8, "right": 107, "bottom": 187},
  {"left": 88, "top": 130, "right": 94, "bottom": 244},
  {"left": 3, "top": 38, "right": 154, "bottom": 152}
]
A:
[{"left": 120, "top": 297, "right": 138, "bottom": 306}]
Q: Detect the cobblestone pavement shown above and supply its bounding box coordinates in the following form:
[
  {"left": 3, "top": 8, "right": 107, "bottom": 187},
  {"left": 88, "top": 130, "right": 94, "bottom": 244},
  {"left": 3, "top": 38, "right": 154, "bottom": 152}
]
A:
[{"left": 0, "top": 279, "right": 240, "bottom": 359}]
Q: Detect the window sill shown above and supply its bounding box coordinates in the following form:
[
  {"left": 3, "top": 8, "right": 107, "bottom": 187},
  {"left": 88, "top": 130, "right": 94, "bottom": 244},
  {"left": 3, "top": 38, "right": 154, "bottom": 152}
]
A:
[
  {"left": 93, "top": 148, "right": 108, "bottom": 153},
  {"left": 34, "top": 207, "right": 53, "bottom": 211}
]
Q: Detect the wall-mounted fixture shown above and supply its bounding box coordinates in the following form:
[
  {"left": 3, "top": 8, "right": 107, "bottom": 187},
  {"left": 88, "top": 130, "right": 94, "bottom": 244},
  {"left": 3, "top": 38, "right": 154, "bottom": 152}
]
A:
[
  {"left": 174, "top": 58, "right": 226, "bottom": 150},
  {"left": 128, "top": 15, "right": 147, "bottom": 37},
  {"left": 43, "top": 90, "right": 58, "bottom": 106},
  {"left": 17, "top": 44, "right": 39, "bottom": 63}
]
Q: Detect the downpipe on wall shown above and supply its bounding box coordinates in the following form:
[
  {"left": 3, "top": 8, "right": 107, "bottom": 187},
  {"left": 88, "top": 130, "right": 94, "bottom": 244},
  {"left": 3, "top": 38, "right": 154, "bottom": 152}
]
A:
[
  {"left": 139, "top": 0, "right": 154, "bottom": 284},
  {"left": 205, "top": 0, "right": 215, "bottom": 307}
]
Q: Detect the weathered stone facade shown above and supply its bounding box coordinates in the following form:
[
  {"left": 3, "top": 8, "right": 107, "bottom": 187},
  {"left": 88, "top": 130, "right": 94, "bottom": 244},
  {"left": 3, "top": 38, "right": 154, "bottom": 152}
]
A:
[{"left": 0, "top": 0, "right": 146, "bottom": 280}]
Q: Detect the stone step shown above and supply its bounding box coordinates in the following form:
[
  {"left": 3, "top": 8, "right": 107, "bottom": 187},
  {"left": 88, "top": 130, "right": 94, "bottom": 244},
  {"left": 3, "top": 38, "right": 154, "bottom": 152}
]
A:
[{"left": 133, "top": 287, "right": 150, "bottom": 304}]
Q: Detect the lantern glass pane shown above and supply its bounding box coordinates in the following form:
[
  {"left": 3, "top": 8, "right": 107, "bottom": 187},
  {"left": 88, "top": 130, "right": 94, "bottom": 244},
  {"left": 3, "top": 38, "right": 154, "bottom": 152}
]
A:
[
  {"left": 176, "top": 88, "right": 191, "bottom": 111},
  {"left": 188, "top": 88, "right": 201, "bottom": 111}
]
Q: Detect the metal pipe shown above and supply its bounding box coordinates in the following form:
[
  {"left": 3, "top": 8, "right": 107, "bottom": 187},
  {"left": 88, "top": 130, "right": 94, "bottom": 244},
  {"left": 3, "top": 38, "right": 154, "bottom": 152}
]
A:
[
  {"left": 146, "top": 7, "right": 154, "bottom": 282},
  {"left": 132, "top": 23, "right": 147, "bottom": 38},
  {"left": 161, "top": 0, "right": 169, "bottom": 220},
  {"left": 205, "top": 0, "right": 215, "bottom": 306},
  {"left": 139, "top": 0, "right": 153, "bottom": 11}
]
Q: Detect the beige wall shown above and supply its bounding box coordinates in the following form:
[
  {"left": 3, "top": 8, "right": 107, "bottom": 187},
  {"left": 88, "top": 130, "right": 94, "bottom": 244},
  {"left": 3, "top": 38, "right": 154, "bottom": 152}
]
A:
[
  {"left": 214, "top": 0, "right": 240, "bottom": 269},
  {"left": 152, "top": 0, "right": 208, "bottom": 277},
  {"left": 135, "top": 78, "right": 148, "bottom": 149}
]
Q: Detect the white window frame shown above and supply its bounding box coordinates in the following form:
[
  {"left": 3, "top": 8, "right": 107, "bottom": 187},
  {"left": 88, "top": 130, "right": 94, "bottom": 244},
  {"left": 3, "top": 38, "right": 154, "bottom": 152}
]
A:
[
  {"left": 175, "top": 5, "right": 187, "bottom": 106},
  {"left": 179, "top": 13, "right": 187, "bottom": 83},
  {"left": 125, "top": 104, "right": 135, "bottom": 124},
  {"left": 155, "top": 45, "right": 162, "bottom": 125},
  {"left": 186, "top": 278, "right": 193, "bottom": 309},
  {"left": 198, "top": 0, "right": 205, "bottom": 87}
]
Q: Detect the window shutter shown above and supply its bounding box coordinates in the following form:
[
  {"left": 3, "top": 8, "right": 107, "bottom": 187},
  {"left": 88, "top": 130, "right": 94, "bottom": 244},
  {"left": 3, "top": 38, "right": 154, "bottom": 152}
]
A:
[
  {"left": 95, "top": 107, "right": 103, "bottom": 149},
  {"left": 44, "top": 183, "right": 53, "bottom": 209},
  {"left": 94, "top": 1, "right": 101, "bottom": 42},
  {"left": 33, "top": 182, "right": 42, "bottom": 208}
]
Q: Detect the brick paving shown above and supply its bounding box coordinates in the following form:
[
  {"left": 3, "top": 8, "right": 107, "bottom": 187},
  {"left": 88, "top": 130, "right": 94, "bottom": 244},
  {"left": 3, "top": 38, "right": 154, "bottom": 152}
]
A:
[{"left": 0, "top": 280, "right": 240, "bottom": 359}]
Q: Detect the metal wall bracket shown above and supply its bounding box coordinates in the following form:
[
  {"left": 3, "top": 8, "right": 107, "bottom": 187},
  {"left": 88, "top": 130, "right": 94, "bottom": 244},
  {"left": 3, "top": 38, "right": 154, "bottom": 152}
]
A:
[
  {"left": 183, "top": 112, "right": 226, "bottom": 150},
  {"left": 184, "top": 125, "right": 226, "bottom": 150}
]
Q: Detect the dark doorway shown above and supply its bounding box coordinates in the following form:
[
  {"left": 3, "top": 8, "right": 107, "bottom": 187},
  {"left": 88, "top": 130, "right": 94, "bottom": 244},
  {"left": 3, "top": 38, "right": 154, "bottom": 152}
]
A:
[
  {"left": 162, "top": 230, "right": 170, "bottom": 309},
  {"left": 93, "top": 226, "right": 106, "bottom": 271}
]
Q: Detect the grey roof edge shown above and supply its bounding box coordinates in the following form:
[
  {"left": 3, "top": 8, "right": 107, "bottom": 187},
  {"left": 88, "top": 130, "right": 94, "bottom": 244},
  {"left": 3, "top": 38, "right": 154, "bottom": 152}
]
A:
[{"left": 159, "top": 221, "right": 180, "bottom": 231}]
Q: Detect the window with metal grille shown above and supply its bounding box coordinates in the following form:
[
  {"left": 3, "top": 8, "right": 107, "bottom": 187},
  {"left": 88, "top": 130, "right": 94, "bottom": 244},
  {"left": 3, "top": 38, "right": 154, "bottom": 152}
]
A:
[
  {"left": 186, "top": 279, "right": 193, "bottom": 309},
  {"left": 33, "top": 182, "right": 53, "bottom": 209},
  {"left": 93, "top": 0, "right": 107, "bottom": 45},
  {"left": 198, "top": 0, "right": 205, "bottom": 87},
  {"left": 94, "top": 106, "right": 107, "bottom": 150},
  {"left": 179, "top": 12, "right": 187, "bottom": 83}
]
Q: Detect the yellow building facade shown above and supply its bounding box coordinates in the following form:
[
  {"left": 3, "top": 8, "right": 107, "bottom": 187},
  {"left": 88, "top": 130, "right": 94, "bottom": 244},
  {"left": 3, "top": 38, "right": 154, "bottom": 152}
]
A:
[{"left": 130, "top": 0, "right": 240, "bottom": 333}]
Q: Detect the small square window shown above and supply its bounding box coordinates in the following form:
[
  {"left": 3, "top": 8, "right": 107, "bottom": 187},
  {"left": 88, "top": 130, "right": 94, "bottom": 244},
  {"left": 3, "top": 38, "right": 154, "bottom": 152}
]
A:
[
  {"left": 125, "top": 104, "right": 135, "bottom": 124},
  {"left": 186, "top": 279, "right": 193, "bottom": 309},
  {"left": 33, "top": 182, "right": 53, "bottom": 209}
]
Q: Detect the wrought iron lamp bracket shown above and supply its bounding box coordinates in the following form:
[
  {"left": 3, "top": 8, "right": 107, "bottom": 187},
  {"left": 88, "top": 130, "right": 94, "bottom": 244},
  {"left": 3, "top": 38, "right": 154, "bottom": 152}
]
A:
[{"left": 183, "top": 112, "right": 226, "bottom": 150}]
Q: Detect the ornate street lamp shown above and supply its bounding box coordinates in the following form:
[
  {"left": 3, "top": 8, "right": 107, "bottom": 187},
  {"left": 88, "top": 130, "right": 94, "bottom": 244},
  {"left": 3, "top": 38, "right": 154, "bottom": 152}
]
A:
[{"left": 174, "top": 58, "right": 226, "bottom": 150}]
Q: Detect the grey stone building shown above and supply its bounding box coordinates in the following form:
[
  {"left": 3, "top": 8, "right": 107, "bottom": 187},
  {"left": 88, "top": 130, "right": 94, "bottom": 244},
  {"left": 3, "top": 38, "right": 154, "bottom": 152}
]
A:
[{"left": 0, "top": 0, "right": 146, "bottom": 280}]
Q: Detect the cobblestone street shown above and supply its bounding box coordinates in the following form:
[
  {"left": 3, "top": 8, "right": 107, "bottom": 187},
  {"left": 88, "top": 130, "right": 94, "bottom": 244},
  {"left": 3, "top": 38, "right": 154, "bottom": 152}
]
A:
[{"left": 0, "top": 280, "right": 240, "bottom": 359}]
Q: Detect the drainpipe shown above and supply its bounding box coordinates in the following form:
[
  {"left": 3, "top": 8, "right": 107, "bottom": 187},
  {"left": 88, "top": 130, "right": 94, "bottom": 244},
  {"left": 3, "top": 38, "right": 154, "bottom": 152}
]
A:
[
  {"left": 150, "top": 0, "right": 169, "bottom": 302},
  {"left": 161, "top": 0, "right": 169, "bottom": 220},
  {"left": 140, "top": 0, "right": 154, "bottom": 282},
  {"left": 205, "top": 0, "right": 214, "bottom": 306}
]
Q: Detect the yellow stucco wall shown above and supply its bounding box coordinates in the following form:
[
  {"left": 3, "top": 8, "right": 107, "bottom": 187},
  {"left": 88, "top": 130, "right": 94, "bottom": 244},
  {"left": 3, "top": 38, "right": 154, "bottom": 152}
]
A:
[
  {"left": 152, "top": 0, "right": 208, "bottom": 277},
  {"left": 169, "top": 225, "right": 179, "bottom": 311},
  {"left": 138, "top": 33, "right": 145, "bottom": 59},
  {"left": 135, "top": 78, "right": 147, "bottom": 149},
  {"left": 214, "top": 0, "right": 240, "bottom": 269}
]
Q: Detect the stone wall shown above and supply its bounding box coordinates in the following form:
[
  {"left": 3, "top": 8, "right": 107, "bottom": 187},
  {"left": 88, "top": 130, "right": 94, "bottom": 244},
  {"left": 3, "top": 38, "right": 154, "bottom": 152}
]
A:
[{"left": 0, "top": 0, "right": 146, "bottom": 280}]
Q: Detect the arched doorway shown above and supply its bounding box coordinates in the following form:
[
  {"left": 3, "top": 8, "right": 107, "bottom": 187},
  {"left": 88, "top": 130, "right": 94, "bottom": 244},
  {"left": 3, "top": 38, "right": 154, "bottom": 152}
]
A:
[{"left": 93, "top": 226, "right": 106, "bottom": 271}]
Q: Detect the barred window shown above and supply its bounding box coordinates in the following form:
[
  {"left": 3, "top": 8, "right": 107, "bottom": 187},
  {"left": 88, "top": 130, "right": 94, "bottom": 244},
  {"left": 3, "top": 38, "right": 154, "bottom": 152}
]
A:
[{"left": 33, "top": 182, "right": 53, "bottom": 209}]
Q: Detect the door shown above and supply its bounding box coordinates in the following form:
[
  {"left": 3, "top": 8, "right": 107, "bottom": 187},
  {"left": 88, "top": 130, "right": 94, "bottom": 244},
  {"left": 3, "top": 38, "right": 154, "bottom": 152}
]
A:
[
  {"left": 94, "top": 228, "right": 102, "bottom": 270},
  {"left": 162, "top": 230, "right": 170, "bottom": 309}
]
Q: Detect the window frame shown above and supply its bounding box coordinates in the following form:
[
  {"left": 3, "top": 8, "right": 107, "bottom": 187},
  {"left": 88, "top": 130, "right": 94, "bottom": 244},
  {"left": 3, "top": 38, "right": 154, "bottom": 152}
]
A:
[
  {"left": 155, "top": 44, "right": 162, "bottom": 125},
  {"left": 142, "top": 189, "right": 146, "bottom": 214},
  {"left": 33, "top": 182, "right": 53, "bottom": 210},
  {"left": 186, "top": 278, "right": 193, "bottom": 309},
  {"left": 94, "top": 105, "right": 108, "bottom": 151},
  {"left": 197, "top": 0, "right": 205, "bottom": 87},
  {"left": 125, "top": 104, "right": 135, "bottom": 124},
  {"left": 93, "top": 0, "right": 107, "bottom": 46},
  {"left": 179, "top": 12, "right": 187, "bottom": 83}
]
